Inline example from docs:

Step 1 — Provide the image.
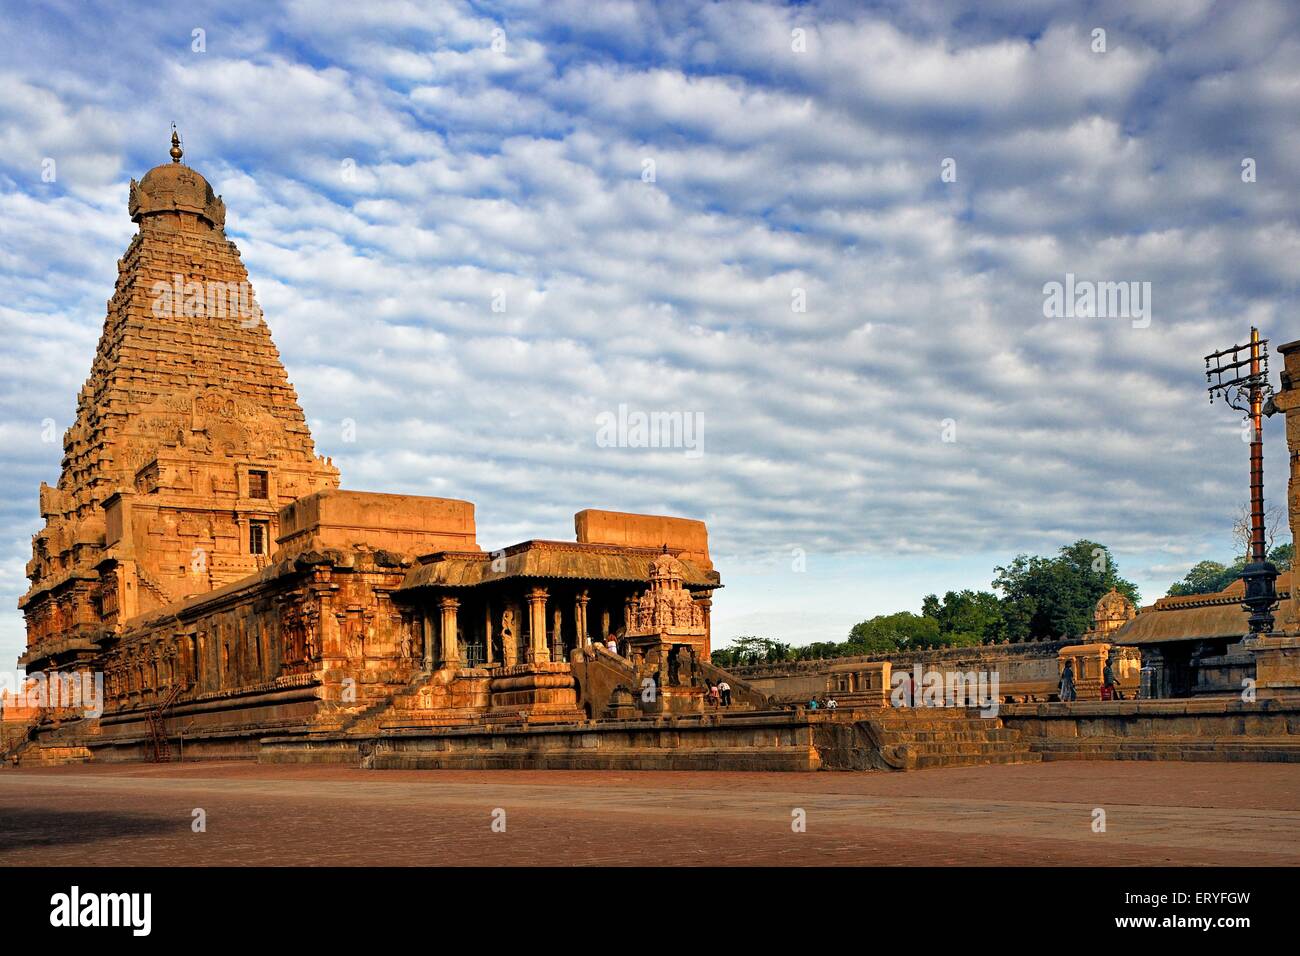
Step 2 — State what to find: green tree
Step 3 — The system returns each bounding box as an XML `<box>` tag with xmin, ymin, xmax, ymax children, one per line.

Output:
<box><xmin>794</xmin><ymin>641</ymin><xmax>845</xmax><ymax>661</ymax></box>
<box><xmin>711</xmin><ymin>635</ymin><xmax>790</xmax><ymax>667</ymax></box>
<box><xmin>846</xmin><ymin>612</ymin><xmax>940</xmax><ymax>652</ymax></box>
<box><xmin>1166</xmin><ymin>560</ymin><xmax>1238</xmax><ymax>597</ymax></box>
<box><xmin>993</xmin><ymin>539</ymin><xmax>1139</xmax><ymax>641</ymax></box>
<box><xmin>1166</xmin><ymin>543</ymin><xmax>1294</xmax><ymax>597</ymax></box>
<box><xmin>921</xmin><ymin>589</ymin><xmax>1006</xmax><ymax>645</ymax></box>
<box><xmin>1270</xmin><ymin>542</ymin><xmax>1293</xmax><ymax>571</ymax></box>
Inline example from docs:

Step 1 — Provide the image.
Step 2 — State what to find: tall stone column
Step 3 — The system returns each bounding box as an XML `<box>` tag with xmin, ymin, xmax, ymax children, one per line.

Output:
<box><xmin>526</xmin><ymin>587</ymin><xmax>549</xmax><ymax>664</ymax></box>
<box><xmin>1252</xmin><ymin>338</ymin><xmax>1300</xmax><ymax>696</ymax></box>
<box><xmin>1279</xmin><ymin>339</ymin><xmax>1300</xmax><ymax>633</ymax></box>
<box><xmin>696</xmin><ymin>595</ymin><xmax>713</xmax><ymax>657</ymax></box>
<box><xmin>422</xmin><ymin>611</ymin><xmax>435</xmax><ymax>671</ymax></box>
<box><xmin>438</xmin><ymin>596</ymin><xmax>460</xmax><ymax>668</ymax></box>
<box><xmin>575</xmin><ymin>590</ymin><xmax>590</xmax><ymax>647</ymax></box>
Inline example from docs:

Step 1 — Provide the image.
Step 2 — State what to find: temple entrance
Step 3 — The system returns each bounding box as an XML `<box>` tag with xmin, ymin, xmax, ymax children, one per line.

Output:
<box><xmin>1161</xmin><ymin>644</ymin><xmax>1195</xmax><ymax>698</ymax></box>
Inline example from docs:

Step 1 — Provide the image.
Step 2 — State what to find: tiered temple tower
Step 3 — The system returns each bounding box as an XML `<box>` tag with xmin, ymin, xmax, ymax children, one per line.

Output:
<box><xmin>19</xmin><ymin>131</ymin><xmax>339</xmax><ymax>676</ymax></box>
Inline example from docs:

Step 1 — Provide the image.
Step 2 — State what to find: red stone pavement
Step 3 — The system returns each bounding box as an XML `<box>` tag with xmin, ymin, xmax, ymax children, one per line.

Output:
<box><xmin>1</xmin><ymin>761</ymin><xmax>1298</xmax><ymax>866</ymax></box>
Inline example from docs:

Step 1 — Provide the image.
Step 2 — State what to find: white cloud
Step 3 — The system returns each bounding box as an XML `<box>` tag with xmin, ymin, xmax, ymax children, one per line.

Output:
<box><xmin>0</xmin><ymin>0</ymin><xmax>1296</xmax><ymax>667</ymax></box>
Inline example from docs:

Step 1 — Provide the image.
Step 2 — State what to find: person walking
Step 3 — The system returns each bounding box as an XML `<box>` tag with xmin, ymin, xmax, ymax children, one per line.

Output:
<box><xmin>903</xmin><ymin>672</ymin><xmax>916</xmax><ymax>708</ymax></box>
<box><xmin>1059</xmin><ymin>660</ymin><xmax>1077</xmax><ymax>702</ymax></box>
<box><xmin>718</xmin><ymin>679</ymin><xmax>731</xmax><ymax>707</ymax></box>
<box><xmin>708</xmin><ymin>681</ymin><xmax>721</xmax><ymax>708</ymax></box>
<box><xmin>1103</xmin><ymin>654</ymin><xmax>1124</xmax><ymax>701</ymax></box>
<box><xmin>605</xmin><ymin>633</ymin><xmax>618</xmax><ymax>654</ymax></box>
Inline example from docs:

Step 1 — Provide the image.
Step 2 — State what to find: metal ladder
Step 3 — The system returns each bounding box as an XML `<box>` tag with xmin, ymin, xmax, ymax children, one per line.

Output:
<box><xmin>146</xmin><ymin>683</ymin><xmax>186</xmax><ymax>762</ymax></box>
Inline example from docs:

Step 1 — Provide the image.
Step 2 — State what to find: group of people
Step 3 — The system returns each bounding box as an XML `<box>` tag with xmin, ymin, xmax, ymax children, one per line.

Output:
<box><xmin>1057</xmin><ymin>655</ymin><xmax>1126</xmax><ymax>702</ymax></box>
<box><xmin>706</xmin><ymin>679</ymin><xmax>732</xmax><ymax>707</ymax></box>
<box><xmin>806</xmin><ymin>696</ymin><xmax>837</xmax><ymax>710</ymax></box>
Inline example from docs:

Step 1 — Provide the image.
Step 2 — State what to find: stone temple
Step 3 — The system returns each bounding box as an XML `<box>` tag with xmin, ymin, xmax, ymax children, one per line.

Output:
<box><xmin>10</xmin><ymin>135</ymin><xmax>778</xmax><ymax>765</ymax></box>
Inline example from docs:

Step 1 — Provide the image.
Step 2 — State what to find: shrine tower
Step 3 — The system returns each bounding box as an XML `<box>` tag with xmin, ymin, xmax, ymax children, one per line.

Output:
<box><xmin>19</xmin><ymin>130</ymin><xmax>339</xmax><ymax>675</ymax></box>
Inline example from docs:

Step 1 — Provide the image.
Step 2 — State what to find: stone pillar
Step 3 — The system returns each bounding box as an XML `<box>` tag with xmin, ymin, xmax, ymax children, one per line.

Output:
<box><xmin>624</xmin><ymin>593</ymin><xmax>639</xmax><ymax>632</ymax></box>
<box><xmin>1276</xmin><ymin>339</ymin><xmax>1300</xmax><ymax>633</ymax></box>
<box><xmin>575</xmin><ymin>590</ymin><xmax>590</xmax><ymax>647</ymax></box>
<box><xmin>484</xmin><ymin>604</ymin><xmax>494</xmax><ymax>665</ymax></box>
<box><xmin>1251</xmin><ymin>338</ymin><xmax>1300</xmax><ymax>696</ymax></box>
<box><xmin>696</xmin><ymin>595</ymin><xmax>713</xmax><ymax>657</ymax></box>
<box><xmin>600</xmin><ymin>608</ymin><xmax>611</xmax><ymax>643</ymax></box>
<box><xmin>438</xmin><ymin>596</ymin><xmax>460</xmax><ymax>668</ymax></box>
<box><xmin>422</xmin><ymin>611</ymin><xmax>435</xmax><ymax>671</ymax></box>
<box><xmin>526</xmin><ymin>587</ymin><xmax>549</xmax><ymax>664</ymax></box>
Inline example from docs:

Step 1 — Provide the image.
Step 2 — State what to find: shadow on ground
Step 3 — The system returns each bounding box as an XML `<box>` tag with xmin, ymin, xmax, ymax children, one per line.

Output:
<box><xmin>0</xmin><ymin>808</ymin><xmax>181</xmax><ymax>854</ymax></box>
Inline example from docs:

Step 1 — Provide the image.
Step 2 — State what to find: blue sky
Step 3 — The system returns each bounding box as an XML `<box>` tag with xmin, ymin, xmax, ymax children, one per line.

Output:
<box><xmin>0</xmin><ymin>0</ymin><xmax>1297</xmax><ymax>668</ymax></box>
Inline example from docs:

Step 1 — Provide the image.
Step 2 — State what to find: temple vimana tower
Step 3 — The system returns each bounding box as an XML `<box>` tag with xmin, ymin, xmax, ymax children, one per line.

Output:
<box><xmin>12</xmin><ymin>133</ymin><xmax>731</xmax><ymax>762</ymax></box>
<box><xmin>21</xmin><ymin>132</ymin><xmax>340</xmax><ymax>673</ymax></box>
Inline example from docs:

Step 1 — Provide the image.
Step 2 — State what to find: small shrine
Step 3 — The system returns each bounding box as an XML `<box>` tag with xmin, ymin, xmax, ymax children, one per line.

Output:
<box><xmin>624</xmin><ymin>548</ymin><xmax>710</xmax><ymax>713</ymax></box>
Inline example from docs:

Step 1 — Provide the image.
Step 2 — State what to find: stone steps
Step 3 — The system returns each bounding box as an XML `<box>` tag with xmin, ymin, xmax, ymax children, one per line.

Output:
<box><xmin>902</xmin><ymin>740</ymin><xmax>1036</xmax><ymax>757</ymax></box>
<box><xmin>1030</xmin><ymin>736</ymin><xmax>1300</xmax><ymax>762</ymax></box>
<box><xmin>874</xmin><ymin>716</ymin><xmax>1008</xmax><ymax>729</ymax></box>
<box><xmin>865</xmin><ymin>708</ymin><xmax>1040</xmax><ymax>770</ymax></box>
<box><xmin>915</xmin><ymin>750</ymin><xmax>1040</xmax><ymax>769</ymax></box>
<box><xmin>879</xmin><ymin>728</ymin><xmax>1025</xmax><ymax>744</ymax></box>
<box><xmin>6</xmin><ymin>743</ymin><xmax>93</xmax><ymax>767</ymax></box>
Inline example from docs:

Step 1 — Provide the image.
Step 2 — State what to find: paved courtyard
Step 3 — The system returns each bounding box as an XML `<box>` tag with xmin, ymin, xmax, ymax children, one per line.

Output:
<box><xmin>1</xmin><ymin>761</ymin><xmax>1298</xmax><ymax>866</ymax></box>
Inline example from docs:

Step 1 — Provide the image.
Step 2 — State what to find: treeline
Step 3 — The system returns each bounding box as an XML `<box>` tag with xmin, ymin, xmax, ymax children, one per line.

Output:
<box><xmin>1165</xmin><ymin>543</ymin><xmax>1292</xmax><ymax>596</ymax></box>
<box><xmin>712</xmin><ymin>539</ymin><xmax>1139</xmax><ymax>667</ymax></box>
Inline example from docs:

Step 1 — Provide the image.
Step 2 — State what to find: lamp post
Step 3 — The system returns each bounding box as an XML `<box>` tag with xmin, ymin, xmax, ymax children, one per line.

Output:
<box><xmin>1206</xmin><ymin>327</ymin><xmax>1278</xmax><ymax>634</ymax></box>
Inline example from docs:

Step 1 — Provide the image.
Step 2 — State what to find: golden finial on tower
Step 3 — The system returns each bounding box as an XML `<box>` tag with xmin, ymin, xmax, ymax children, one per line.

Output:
<box><xmin>169</xmin><ymin>123</ymin><xmax>183</xmax><ymax>163</ymax></box>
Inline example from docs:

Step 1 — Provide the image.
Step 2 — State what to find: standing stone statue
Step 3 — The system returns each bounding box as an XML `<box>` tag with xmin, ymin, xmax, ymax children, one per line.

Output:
<box><xmin>667</xmin><ymin>646</ymin><xmax>681</xmax><ymax>687</ymax></box>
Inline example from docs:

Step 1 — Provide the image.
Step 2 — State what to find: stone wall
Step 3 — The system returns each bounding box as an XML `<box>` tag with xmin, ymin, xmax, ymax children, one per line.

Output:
<box><xmin>1002</xmin><ymin>697</ymin><xmax>1300</xmax><ymax>761</ymax></box>
<box><xmin>88</xmin><ymin>547</ymin><xmax>424</xmax><ymax>754</ymax></box>
<box><xmin>264</xmin><ymin>712</ymin><xmax>827</xmax><ymax>771</ymax></box>
<box><xmin>734</xmin><ymin>639</ymin><xmax>1069</xmax><ymax>703</ymax></box>
<box><xmin>276</xmin><ymin>489</ymin><xmax>479</xmax><ymax>558</ymax></box>
<box><xmin>575</xmin><ymin>509</ymin><xmax>712</xmax><ymax>569</ymax></box>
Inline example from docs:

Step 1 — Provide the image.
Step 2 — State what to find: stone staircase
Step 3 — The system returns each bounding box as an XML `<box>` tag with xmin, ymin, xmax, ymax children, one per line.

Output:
<box><xmin>2</xmin><ymin>716</ymin><xmax>94</xmax><ymax>768</ymax></box>
<box><xmin>697</xmin><ymin>659</ymin><xmax>770</xmax><ymax>710</ymax></box>
<box><xmin>135</xmin><ymin>567</ymin><xmax>173</xmax><ymax>606</ymax></box>
<box><xmin>312</xmin><ymin>671</ymin><xmax>430</xmax><ymax>735</ymax></box>
<box><xmin>863</xmin><ymin>707</ymin><xmax>1041</xmax><ymax>770</ymax></box>
<box><xmin>1028</xmin><ymin>736</ymin><xmax>1300</xmax><ymax>763</ymax></box>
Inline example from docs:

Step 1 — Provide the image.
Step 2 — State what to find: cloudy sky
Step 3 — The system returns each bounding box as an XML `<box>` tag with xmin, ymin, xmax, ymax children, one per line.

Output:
<box><xmin>1</xmin><ymin>0</ymin><xmax>1297</xmax><ymax>668</ymax></box>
